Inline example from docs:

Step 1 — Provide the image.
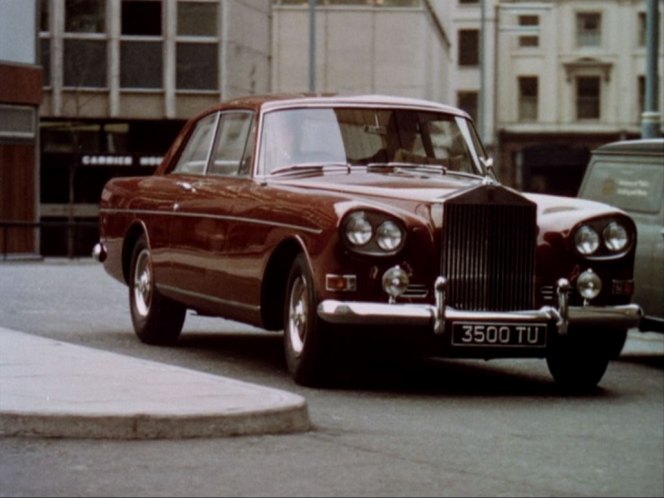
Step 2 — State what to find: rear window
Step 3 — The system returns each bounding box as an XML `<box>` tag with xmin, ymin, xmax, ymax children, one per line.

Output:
<box><xmin>580</xmin><ymin>158</ymin><xmax>663</xmax><ymax>214</ymax></box>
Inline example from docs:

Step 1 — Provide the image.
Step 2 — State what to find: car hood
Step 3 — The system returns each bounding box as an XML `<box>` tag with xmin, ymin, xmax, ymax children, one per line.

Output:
<box><xmin>270</xmin><ymin>170</ymin><xmax>625</xmax><ymax>222</ymax></box>
<box><xmin>271</xmin><ymin>170</ymin><xmax>482</xmax><ymax>203</ymax></box>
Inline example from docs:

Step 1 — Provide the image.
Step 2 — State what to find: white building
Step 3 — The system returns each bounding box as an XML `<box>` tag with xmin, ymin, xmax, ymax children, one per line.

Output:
<box><xmin>272</xmin><ymin>0</ymin><xmax>453</xmax><ymax>104</ymax></box>
<box><xmin>493</xmin><ymin>0</ymin><xmax>664</xmax><ymax>193</ymax></box>
<box><xmin>274</xmin><ymin>0</ymin><xmax>662</xmax><ymax>194</ymax></box>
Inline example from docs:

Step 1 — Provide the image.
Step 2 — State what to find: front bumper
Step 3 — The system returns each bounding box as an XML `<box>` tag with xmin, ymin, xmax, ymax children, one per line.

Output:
<box><xmin>317</xmin><ymin>277</ymin><xmax>643</xmax><ymax>335</ymax></box>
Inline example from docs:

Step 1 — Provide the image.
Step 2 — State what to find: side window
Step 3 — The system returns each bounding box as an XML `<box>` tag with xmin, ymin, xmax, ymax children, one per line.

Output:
<box><xmin>580</xmin><ymin>159</ymin><xmax>663</xmax><ymax>214</ymax></box>
<box><xmin>208</xmin><ymin>112</ymin><xmax>254</xmax><ymax>176</ymax></box>
<box><xmin>172</xmin><ymin>112</ymin><xmax>218</xmax><ymax>174</ymax></box>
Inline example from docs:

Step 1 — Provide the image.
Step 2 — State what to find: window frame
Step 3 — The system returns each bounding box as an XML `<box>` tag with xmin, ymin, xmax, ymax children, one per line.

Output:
<box><xmin>458</xmin><ymin>29</ymin><xmax>480</xmax><ymax>67</ymax></box>
<box><xmin>576</xmin><ymin>12</ymin><xmax>602</xmax><ymax>48</ymax></box>
<box><xmin>576</xmin><ymin>75</ymin><xmax>601</xmax><ymax>120</ymax></box>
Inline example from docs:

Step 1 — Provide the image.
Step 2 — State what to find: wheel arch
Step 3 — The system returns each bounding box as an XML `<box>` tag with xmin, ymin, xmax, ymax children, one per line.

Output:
<box><xmin>260</xmin><ymin>236</ymin><xmax>309</xmax><ymax>331</ymax></box>
<box><xmin>121</xmin><ymin>221</ymin><xmax>149</xmax><ymax>284</ymax></box>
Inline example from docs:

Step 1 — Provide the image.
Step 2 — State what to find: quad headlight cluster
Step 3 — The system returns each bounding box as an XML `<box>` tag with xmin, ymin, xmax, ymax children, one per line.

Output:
<box><xmin>573</xmin><ymin>219</ymin><xmax>633</xmax><ymax>257</ymax></box>
<box><xmin>342</xmin><ymin>210</ymin><xmax>405</xmax><ymax>255</ymax></box>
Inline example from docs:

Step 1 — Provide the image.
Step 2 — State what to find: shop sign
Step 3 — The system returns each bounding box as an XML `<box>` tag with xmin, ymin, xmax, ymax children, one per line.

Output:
<box><xmin>80</xmin><ymin>155</ymin><xmax>163</xmax><ymax>167</ymax></box>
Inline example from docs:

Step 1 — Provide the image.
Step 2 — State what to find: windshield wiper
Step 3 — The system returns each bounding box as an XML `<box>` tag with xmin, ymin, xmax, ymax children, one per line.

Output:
<box><xmin>270</xmin><ymin>162</ymin><xmax>351</xmax><ymax>176</ymax></box>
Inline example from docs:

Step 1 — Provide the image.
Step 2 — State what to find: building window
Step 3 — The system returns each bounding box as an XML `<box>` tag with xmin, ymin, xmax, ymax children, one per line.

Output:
<box><xmin>122</xmin><ymin>0</ymin><xmax>162</xmax><ymax>36</ymax></box>
<box><xmin>40</xmin><ymin>39</ymin><xmax>51</xmax><ymax>87</ymax></box>
<box><xmin>176</xmin><ymin>43</ymin><xmax>218</xmax><ymax>90</ymax></box>
<box><xmin>120</xmin><ymin>42</ymin><xmax>163</xmax><ymax>88</ymax></box>
<box><xmin>64</xmin><ymin>39</ymin><xmax>107</xmax><ymax>88</ymax></box>
<box><xmin>576</xmin><ymin>12</ymin><xmax>601</xmax><ymax>47</ymax></box>
<box><xmin>457</xmin><ymin>91</ymin><xmax>478</xmax><ymax>123</ymax></box>
<box><xmin>576</xmin><ymin>76</ymin><xmax>600</xmax><ymax>120</ymax></box>
<box><xmin>518</xmin><ymin>77</ymin><xmax>538</xmax><ymax>121</ymax></box>
<box><xmin>638</xmin><ymin>75</ymin><xmax>645</xmax><ymax>117</ymax></box>
<box><xmin>65</xmin><ymin>0</ymin><xmax>106</xmax><ymax>33</ymax></box>
<box><xmin>40</xmin><ymin>0</ymin><xmax>50</xmax><ymax>32</ymax></box>
<box><xmin>120</xmin><ymin>0</ymin><xmax>163</xmax><ymax>89</ymax></box>
<box><xmin>458</xmin><ymin>29</ymin><xmax>479</xmax><ymax>67</ymax></box>
<box><xmin>638</xmin><ymin>12</ymin><xmax>646</xmax><ymax>47</ymax></box>
<box><xmin>518</xmin><ymin>15</ymin><xmax>539</xmax><ymax>47</ymax></box>
<box><xmin>0</xmin><ymin>105</ymin><xmax>36</xmax><ymax>140</ymax></box>
<box><xmin>458</xmin><ymin>0</ymin><xmax>479</xmax><ymax>4</ymax></box>
<box><xmin>176</xmin><ymin>1</ymin><xmax>219</xmax><ymax>91</ymax></box>
<box><xmin>177</xmin><ymin>2</ymin><xmax>217</xmax><ymax>36</ymax></box>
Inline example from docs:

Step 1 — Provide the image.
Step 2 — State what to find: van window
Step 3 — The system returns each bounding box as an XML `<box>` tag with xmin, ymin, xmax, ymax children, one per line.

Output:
<box><xmin>580</xmin><ymin>159</ymin><xmax>662</xmax><ymax>214</ymax></box>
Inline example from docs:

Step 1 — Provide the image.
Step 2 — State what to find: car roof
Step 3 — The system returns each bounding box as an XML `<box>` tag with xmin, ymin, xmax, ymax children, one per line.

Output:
<box><xmin>219</xmin><ymin>93</ymin><xmax>470</xmax><ymax>118</ymax></box>
<box><xmin>593</xmin><ymin>138</ymin><xmax>664</xmax><ymax>157</ymax></box>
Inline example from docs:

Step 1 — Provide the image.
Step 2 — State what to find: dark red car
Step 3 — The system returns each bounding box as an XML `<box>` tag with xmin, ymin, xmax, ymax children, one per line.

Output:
<box><xmin>94</xmin><ymin>94</ymin><xmax>642</xmax><ymax>389</ymax></box>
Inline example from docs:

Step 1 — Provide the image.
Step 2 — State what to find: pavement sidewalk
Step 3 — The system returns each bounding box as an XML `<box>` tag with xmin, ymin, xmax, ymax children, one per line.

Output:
<box><xmin>0</xmin><ymin>327</ymin><xmax>310</xmax><ymax>439</ymax></box>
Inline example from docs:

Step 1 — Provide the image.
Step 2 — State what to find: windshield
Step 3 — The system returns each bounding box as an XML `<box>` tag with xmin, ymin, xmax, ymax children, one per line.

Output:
<box><xmin>258</xmin><ymin>107</ymin><xmax>485</xmax><ymax>176</ymax></box>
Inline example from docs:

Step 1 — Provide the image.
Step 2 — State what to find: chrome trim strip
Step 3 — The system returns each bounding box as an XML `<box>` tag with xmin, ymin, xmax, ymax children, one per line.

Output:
<box><xmin>157</xmin><ymin>284</ymin><xmax>260</xmax><ymax>312</ymax></box>
<box><xmin>317</xmin><ymin>300</ymin><xmax>643</xmax><ymax>335</ymax></box>
<box><xmin>99</xmin><ymin>207</ymin><xmax>323</xmax><ymax>234</ymax></box>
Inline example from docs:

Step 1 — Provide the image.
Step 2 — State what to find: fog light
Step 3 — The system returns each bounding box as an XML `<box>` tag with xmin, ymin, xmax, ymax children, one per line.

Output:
<box><xmin>382</xmin><ymin>265</ymin><xmax>410</xmax><ymax>303</ymax></box>
<box><xmin>576</xmin><ymin>269</ymin><xmax>601</xmax><ymax>302</ymax></box>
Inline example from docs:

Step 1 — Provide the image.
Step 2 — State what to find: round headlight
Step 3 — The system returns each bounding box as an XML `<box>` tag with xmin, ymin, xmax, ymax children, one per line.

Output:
<box><xmin>376</xmin><ymin>220</ymin><xmax>403</xmax><ymax>251</ymax></box>
<box><xmin>344</xmin><ymin>212</ymin><xmax>372</xmax><ymax>246</ymax></box>
<box><xmin>603</xmin><ymin>222</ymin><xmax>629</xmax><ymax>252</ymax></box>
<box><xmin>576</xmin><ymin>269</ymin><xmax>602</xmax><ymax>301</ymax></box>
<box><xmin>575</xmin><ymin>225</ymin><xmax>600</xmax><ymax>255</ymax></box>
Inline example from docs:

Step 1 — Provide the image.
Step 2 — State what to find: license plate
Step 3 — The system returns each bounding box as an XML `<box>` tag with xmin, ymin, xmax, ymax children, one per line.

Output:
<box><xmin>452</xmin><ymin>322</ymin><xmax>547</xmax><ymax>347</ymax></box>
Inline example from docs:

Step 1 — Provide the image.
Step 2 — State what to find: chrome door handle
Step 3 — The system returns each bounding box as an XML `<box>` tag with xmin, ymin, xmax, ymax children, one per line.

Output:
<box><xmin>176</xmin><ymin>181</ymin><xmax>196</xmax><ymax>192</ymax></box>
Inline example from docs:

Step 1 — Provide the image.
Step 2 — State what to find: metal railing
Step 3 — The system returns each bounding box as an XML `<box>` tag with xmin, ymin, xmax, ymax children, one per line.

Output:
<box><xmin>0</xmin><ymin>220</ymin><xmax>100</xmax><ymax>260</ymax></box>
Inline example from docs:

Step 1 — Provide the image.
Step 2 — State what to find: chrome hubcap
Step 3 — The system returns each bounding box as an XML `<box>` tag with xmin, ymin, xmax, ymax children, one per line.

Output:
<box><xmin>287</xmin><ymin>276</ymin><xmax>307</xmax><ymax>356</ymax></box>
<box><xmin>133</xmin><ymin>249</ymin><xmax>152</xmax><ymax>318</ymax></box>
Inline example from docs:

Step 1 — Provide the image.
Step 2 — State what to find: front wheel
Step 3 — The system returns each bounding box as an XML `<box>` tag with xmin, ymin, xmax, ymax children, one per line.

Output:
<box><xmin>546</xmin><ymin>328</ymin><xmax>613</xmax><ymax>392</ymax></box>
<box><xmin>283</xmin><ymin>254</ymin><xmax>333</xmax><ymax>386</ymax></box>
<box><xmin>129</xmin><ymin>234</ymin><xmax>186</xmax><ymax>344</ymax></box>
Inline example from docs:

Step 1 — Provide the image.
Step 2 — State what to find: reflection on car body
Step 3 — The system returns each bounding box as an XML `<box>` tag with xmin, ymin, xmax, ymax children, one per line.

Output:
<box><xmin>578</xmin><ymin>138</ymin><xmax>664</xmax><ymax>336</ymax></box>
<box><xmin>94</xmin><ymin>94</ymin><xmax>642</xmax><ymax>390</ymax></box>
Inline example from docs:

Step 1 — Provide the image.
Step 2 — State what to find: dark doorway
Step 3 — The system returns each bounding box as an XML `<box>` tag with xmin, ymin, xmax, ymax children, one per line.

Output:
<box><xmin>522</xmin><ymin>144</ymin><xmax>590</xmax><ymax>197</ymax></box>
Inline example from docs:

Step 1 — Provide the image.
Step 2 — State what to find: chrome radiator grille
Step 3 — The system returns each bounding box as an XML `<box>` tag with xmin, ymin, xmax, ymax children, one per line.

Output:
<box><xmin>441</xmin><ymin>192</ymin><xmax>537</xmax><ymax>312</ymax></box>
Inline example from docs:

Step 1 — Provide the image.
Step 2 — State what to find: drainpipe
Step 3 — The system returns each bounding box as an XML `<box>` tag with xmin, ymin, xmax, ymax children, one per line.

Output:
<box><xmin>641</xmin><ymin>0</ymin><xmax>661</xmax><ymax>138</ymax></box>
<box><xmin>309</xmin><ymin>0</ymin><xmax>316</xmax><ymax>93</ymax></box>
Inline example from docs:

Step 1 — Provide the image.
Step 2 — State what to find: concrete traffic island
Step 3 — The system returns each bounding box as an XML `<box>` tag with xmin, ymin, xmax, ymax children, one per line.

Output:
<box><xmin>0</xmin><ymin>328</ymin><xmax>311</xmax><ymax>439</ymax></box>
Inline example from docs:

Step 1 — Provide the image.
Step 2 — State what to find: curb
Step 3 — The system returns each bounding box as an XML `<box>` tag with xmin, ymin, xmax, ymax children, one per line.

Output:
<box><xmin>0</xmin><ymin>328</ymin><xmax>311</xmax><ymax>439</ymax></box>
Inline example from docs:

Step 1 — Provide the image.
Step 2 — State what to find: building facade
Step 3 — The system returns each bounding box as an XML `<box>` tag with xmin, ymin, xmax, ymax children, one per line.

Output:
<box><xmin>1</xmin><ymin>0</ymin><xmax>661</xmax><ymax>257</ymax></box>
<box><xmin>272</xmin><ymin>0</ymin><xmax>453</xmax><ymax>104</ymax></box>
<box><xmin>493</xmin><ymin>0</ymin><xmax>664</xmax><ymax>194</ymax></box>
<box><xmin>38</xmin><ymin>0</ymin><xmax>271</xmax><ymax>255</ymax></box>
<box><xmin>0</xmin><ymin>0</ymin><xmax>43</xmax><ymax>259</ymax></box>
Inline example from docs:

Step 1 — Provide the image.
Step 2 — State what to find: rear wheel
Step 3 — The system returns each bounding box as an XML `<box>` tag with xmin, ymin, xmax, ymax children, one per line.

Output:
<box><xmin>283</xmin><ymin>254</ymin><xmax>333</xmax><ymax>386</ymax></box>
<box><xmin>129</xmin><ymin>234</ymin><xmax>186</xmax><ymax>344</ymax></box>
<box><xmin>546</xmin><ymin>328</ymin><xmax>614</xmax><ymax>392</ymax></box>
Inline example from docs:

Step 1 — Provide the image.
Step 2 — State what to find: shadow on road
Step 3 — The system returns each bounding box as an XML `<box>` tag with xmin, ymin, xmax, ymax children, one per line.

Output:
<box><xmin>170</xmin><ymin>329</ymin><xmax>622</xmax><ymax>399</ymax></box>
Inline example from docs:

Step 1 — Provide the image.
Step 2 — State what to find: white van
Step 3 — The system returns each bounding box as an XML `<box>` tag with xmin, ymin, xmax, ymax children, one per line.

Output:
<box><xmin>578</xmin><ymin>139</ymin><xmax>664</xmax><ymax>333</ymax></box>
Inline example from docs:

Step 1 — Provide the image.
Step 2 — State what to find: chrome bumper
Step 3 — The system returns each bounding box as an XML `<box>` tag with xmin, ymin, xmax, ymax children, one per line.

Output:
<box><xmin>317</xmin><ymin>277</ymin><xmax>643</xmax><ymax>335</ymax></box>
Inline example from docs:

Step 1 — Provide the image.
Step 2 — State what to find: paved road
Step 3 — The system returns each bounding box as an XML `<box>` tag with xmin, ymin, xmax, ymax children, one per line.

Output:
<box><xmin>1</xmin><ymin>260</ymin><xmax>663</xmax><ymax>497</ymax></box>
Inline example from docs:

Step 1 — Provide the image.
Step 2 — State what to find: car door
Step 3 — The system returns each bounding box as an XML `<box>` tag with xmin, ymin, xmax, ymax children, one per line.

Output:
<box><xmin>165</xmin><ymin>111</ymin><xmax>220</xmax><ymax>301</ymax></box>
<box><xmin>169</xmin><ymin>111</ymin><xmax>256</xmax><ymax>316</ymax></box>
